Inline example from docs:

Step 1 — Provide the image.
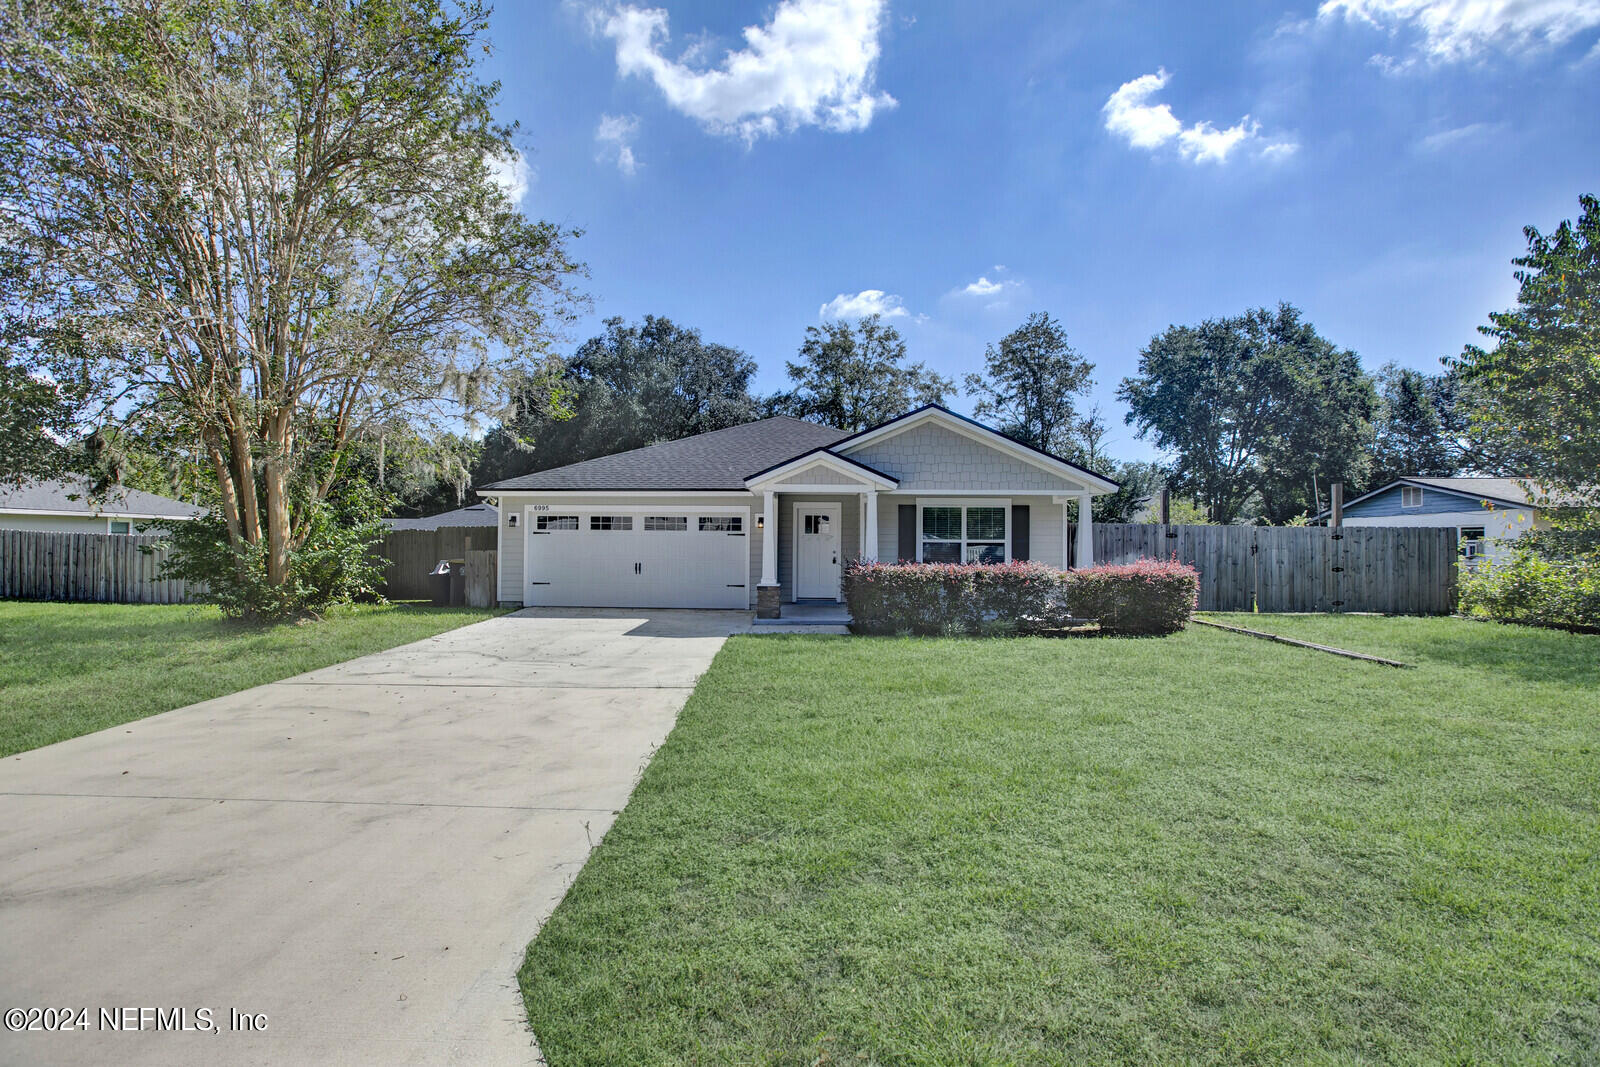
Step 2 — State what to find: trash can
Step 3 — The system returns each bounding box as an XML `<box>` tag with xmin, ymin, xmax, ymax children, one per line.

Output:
<box><xmin>447</xmin><ymin>559</ymin><xmax>466</xmax><ymax>606</ymax></box>
<box><xmin>429</xmin><ymin>559</ymin><xmax>453</xmax><ymax>606</ymax></box>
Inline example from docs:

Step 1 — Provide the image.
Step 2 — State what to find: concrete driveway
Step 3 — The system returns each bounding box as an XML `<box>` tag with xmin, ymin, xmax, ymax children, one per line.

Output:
<box><xmin>0</xmin><ymin>608</ymin><xmax>743</xmax><ymax>1067</ymax></box>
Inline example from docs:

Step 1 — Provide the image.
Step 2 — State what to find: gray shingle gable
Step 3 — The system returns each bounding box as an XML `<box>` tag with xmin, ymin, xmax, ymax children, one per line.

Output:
<box><xmin>478</xmin><ymin>416</ymin><xmax>849</xmax><ymax>492</ymax></box>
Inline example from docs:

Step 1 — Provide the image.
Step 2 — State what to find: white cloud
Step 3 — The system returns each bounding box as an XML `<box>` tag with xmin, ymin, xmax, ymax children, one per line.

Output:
<box><xmin>818</xmin><ymin>289</ymin><xmax>908</xmax><ymax>319</ymax></box>
<box><xmin>487</xmin><ymin>148</ymin><xmax>532</xmax><ymax>204</ymax></box>
<box><xmin>1102</xmin><ymin>69</ymin><xmax>1296</xmax><ymax>164</ymax></box>
<box><xmin>1416</xmin><ymin>120</ymin><xmax>1503</xmax><ymax>150</ymax></box>
<box><xmin>962</xmin><ymin>276</ymin><xmax>1007</xmax><ymax>297</ymax></box>
<box><xmin>599</xmin><ymin>0</ymin><xmax>897</xmax><ymax>142</ymax></box>
<box><xmin>1318</xmin><ymin>0</ymin><xmax>1600</xmax><ymax>62</ymax></box>
<box><xmin>595</xmin><ymin>113</ymin><xmax>641</xmax><ymax>175</ymax></box>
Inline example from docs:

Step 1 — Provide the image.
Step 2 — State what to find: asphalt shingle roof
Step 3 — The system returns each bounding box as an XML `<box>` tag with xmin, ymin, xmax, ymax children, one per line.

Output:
<box><xmin>386</xmin><ymin>503</ymin><xmax>499</xmax><ymax>531</ymax></box>
<box><xmin>478</xmin><ymin>417</ymin><xmax>849</xmax><ymax>491</ymax></box>
<box><xmin>0</xmin><ymin>477</ymin><xmax>204</xmax><ymax>519</ymax></box>
<box><xmin>1403</xmin><ymin>477</ymin><xmax>1551</xmax><ymax>506</ymax></box>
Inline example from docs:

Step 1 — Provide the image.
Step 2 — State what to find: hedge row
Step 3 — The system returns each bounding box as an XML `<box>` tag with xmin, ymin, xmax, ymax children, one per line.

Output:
<box><xmin>842</xmin><ymin>558</ymin><xmax>1198</xmax><ymax>636</ymax></box>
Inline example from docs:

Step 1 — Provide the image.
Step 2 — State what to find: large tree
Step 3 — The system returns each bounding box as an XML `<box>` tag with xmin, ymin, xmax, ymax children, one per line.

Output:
<box><xmin>1453</xmin><ymin>195</ymin><xmax>1600</xmax><ymax>504</ymax></box>
<box><xmin>475</xmin><ymin>315</ymin><xmax>759</xmax><ymax>484</ymax></box>
<box><xmin>1119</xmin><ymin>304</ymin><xmax>1375</xmax><ymax>524</ymax></box>
<box><xmin>0</xmin><ymin>253</ymin><xmax>92</xmax><ymax>487</ymax></box>
<box><xmin>1365</xmin><ymin>363</ymin><xmax>1461</xmax><ymax>489</ymax></box>
<box><xmin>768</xmin><ymin>315</ymin><xmax>952</xmax><ymax>431</ymax></box>
<box><xmin>1</xmin><ymin>0</ymin><xmax>581</xmax><ymax>593</ymax></box>
<box><xmin>963</xmin><ymin>312</ymin><xmax>1093</xmax><ymax>455</ymax></box>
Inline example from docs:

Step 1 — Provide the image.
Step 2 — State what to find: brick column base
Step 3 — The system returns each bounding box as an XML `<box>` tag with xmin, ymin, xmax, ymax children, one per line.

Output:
<box><xmin>756</xmin><ymin>585</ymin><xmax>781</xmax><ymax>619</ymax></box>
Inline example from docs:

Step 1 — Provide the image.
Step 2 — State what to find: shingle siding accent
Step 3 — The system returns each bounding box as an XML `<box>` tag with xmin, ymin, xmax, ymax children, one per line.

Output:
<box><xmin>844</xmin><ymin>423</ymin><xmax>1083</xmax><ymax>492</ymax></box>
<box><xmin>773</xmin><ymin>465</ymin><xmax>865</xmax><ymax>487</ymax></box>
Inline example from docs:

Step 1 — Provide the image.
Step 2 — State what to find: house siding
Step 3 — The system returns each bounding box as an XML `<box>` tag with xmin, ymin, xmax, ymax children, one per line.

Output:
<box><xmin>843</xmin><ymin>422</ymin><xmax>1084</xmax><ymax>492</ymax></box>
<box><xmin>1345</xmin><ymin>484</ymin><xmax>1519</xmax><ymax>519</ymax></box>
<box><xmin>773</xmin><ymin>465</ymin><xmax>864</xmax><ymax>487</ymax></box>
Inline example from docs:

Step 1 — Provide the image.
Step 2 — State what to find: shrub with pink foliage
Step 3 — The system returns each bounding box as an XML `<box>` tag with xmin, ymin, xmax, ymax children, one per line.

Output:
<box><xmin>843</xmin><ymin>559</ymin><xmax>1072</xmax><ymax>635</ymax></box>
<box><xmin>841</xmin><ymin>557</ymin><xmax>1197</xmax><ymax>636</ymax></box>
<box><xmin>1065</xmin><ymin>558</ymin><xmax>1199</xmax><ymax>635</ymax></box>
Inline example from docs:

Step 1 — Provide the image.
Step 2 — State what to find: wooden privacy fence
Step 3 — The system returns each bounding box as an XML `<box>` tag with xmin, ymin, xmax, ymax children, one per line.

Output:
<box><xmin>377</xmin><ymin>528</ymin><xmax>497</xmax><ymax>607</ymax></box>
<box><xmin>1088</xmin><ymin>523</ymin><xmax>1459</xmax><ymax>614</ymax></box>
<box><xmin>0</xmin><ymin>531</ymin><xmax>197</xmax><ymax>604</ymax></box>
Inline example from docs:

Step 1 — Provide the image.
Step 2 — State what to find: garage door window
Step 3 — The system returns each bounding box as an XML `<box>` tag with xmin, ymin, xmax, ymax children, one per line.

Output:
<box><xmin>590</xmin><ymin>515</ymin><xmax>633</xmax><ymax>531</ymax></box>
<box><xmin>699</xmin><ymin>516</ymin><xmax>742</xmax><ymax>533</ymax></box>
<box><xmin>644</xmin><ymin>515</ymin><xmax>688</xmax><ymax>532</ymax></box>
<box><xmin>536</xmin><ymin>515</ymin><xmax>578</xmax><ymax>531</ymax></box>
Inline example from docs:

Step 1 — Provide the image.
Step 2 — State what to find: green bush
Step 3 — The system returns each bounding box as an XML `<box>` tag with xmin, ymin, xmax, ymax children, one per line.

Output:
<box><xmin>160</xmin><ymin>484</ymin><xmax>388</xmax><ymax>621</ymax></box>
<box><xmin>1459</xmin><ymin>550</ymin><xmax>1600</xmax><ymax>632</ymax></box>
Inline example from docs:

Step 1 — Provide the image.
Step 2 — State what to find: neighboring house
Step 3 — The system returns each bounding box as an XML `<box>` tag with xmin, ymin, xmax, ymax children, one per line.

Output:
<box><xmin>0</xmin><ymin>477</ymin><xmax>203</xmax><ymax>534</ymax></box>
<box><xmin>476</xmin><ymin>404</ymin><xmax>1119</xmax><ymax>613</ymax></box>
<box><xmin>1320</xmin><ymin>476</ymin><xmax>1552</xmax><ymax>565</ymax></box>
<box><xmin>385</xmin><ymin>502</ymin><xmax>499</xmax><ymax>532</ymax></box>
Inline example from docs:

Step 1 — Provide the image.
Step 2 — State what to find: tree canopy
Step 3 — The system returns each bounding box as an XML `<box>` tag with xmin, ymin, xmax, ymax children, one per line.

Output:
<box><xmin>768</xmin><ymin>316</ymin><xmax>952</xmax><ymax>432</ymax></box>
<box><xmin>474</xmin><ymin>315</ymin><xmax>759</xmax><ymax>484</ymax></box>
<box><xmin>964</xmin><ymin>312</ymin><xmax>1094</xmax><ymax>456</ymax></box>
<box><xmin>1</xmin><ymin>0</ymin><xmax>581</xmax><ymax>607</ymax></box>
<box><xmin>1453</xmin><ymin>194</ymin><xmax>1600</xmax><ymax>504</ymax></box>
<box><xmin>1119</xmin><ymin>304</ymin><xmax>1375</xmax><ymax>524</ymax></box>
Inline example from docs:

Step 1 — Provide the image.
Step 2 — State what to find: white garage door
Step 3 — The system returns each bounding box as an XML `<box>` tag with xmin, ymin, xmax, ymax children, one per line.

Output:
<box><xmin>524</xmin><ymin>508</ymin><xmax>750</xmax><ymax>609</ymax></box>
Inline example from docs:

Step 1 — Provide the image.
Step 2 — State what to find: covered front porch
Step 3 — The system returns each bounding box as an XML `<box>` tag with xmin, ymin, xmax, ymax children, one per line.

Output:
<box><xmin>746</xmin><ymin>462</ymin><xmax>1099</xmax><ymax>620</ymax></box>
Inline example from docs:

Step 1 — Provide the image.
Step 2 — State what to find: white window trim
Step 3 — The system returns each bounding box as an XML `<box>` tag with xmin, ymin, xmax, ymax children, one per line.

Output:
<box><xmin>915</xmin><ymin>498</ymin><xmax>1011</xmax><ymax>564</ymax></box>
<box><xmin>1401</xmin><ymin>486</ymin><xmax>1424</xmax><ymax>509</ymax></box>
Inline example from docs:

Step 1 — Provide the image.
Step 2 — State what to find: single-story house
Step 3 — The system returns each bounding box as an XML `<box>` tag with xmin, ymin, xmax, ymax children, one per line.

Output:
<box><xmin>1320</xmin><ymin>476</ymin><xmax>1552</xmax><ymax>564</ymax></box>
<box><xmin>385</xmin><ymin>502</ymin><xmax>499</xmax><ymax>532</ymax></box>
<box><xmin>476</xmin><ymin>404</ymin><xmax>1119</xmax><ymax>614</ymax></box>
<box><xmin>0</xmin><ymin>476</ymin><xmax>203</xmax><ymax>534</ymax></box>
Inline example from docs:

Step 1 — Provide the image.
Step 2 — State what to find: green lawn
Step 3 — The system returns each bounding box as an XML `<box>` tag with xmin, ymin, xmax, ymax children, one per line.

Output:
<box><xmin>0</xmin><ymin>600</ymin><xmax>501</xmax><ymax>757</ymax></box>
<box><xmin>520</xmin><ymin>615</ymin><xmax>1600</xmax><ymax>1065</ymax></box>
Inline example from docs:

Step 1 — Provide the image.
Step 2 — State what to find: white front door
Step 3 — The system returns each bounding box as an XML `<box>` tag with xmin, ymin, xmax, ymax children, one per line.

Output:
<box><xmin>794</xmin><ymin>503</ymin><xmax>841</xmax><ymax>600</ymax></box>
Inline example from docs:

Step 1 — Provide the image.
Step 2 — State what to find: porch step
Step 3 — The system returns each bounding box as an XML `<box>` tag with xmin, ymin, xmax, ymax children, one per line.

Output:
<box><xmin>752</xmin><ymin>616</ymin><xmax>852</xmax><ymax>628</ymax></box>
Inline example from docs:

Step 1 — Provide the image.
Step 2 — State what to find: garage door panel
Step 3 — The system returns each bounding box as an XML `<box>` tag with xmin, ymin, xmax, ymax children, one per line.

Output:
<box><xmin>525</xmin><ymin>510</ymin><xmax>747</xmax><ymax>609</ymax></box>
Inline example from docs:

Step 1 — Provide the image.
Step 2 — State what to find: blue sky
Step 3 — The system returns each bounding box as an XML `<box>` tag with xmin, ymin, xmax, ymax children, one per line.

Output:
<box><xmin>481</xmin><ymin>0</ymin><xmax>1600</xmax><ymax>461</ymax></box>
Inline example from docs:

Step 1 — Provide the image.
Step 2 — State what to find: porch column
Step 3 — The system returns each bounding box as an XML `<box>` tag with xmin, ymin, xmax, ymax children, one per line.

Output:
<box><xmin>1075</xmin><ymin>493</ymin><xmax>1094</xmax><ymax>569</ymax></box>
<box><xmin>862</xmin><ymin>489</ymin><xmax>879</xmax><ymax>562</ymax></box>
<box><xmin>760</xmin><ymin>490</ymin><xmax>778</xmax><ymax>586</ymax></box>
<box><xmin>757</xmin><ymin>490</ymin><xmax>780</xmax><ymax>618</ymax></box>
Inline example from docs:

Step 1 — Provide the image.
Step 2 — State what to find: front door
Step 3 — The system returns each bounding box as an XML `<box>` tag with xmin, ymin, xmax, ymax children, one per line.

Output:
<box><xmin>794</xmin><ymin>503</ymin><xmax>841</xmax><ymax>600</ymax></box>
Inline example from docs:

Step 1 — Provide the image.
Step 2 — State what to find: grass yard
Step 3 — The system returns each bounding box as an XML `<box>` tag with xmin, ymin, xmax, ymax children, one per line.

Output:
<box><xmin>521</xmin><ymin>615</ymin><xmax>1600</xmax><ymax>1065</ymax></box>
<box><xmin>0</xmin><ymin>600</ymin><xmax>501</xmax><ymax>757</ymax></box>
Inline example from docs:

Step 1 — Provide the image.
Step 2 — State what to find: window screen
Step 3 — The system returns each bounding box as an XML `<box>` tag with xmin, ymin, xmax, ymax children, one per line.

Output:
<box><xmin>1401</xmin><ymin>486</ymin><xmax>1423</xmax><ymax>508</ymax></box>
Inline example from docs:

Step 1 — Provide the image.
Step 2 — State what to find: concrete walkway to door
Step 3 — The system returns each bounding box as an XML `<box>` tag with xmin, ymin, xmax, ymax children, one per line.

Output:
<box><xmin>0</xmin><ymin>608</ymin><xmax>744</xmax><ymax>1067</ymax></box>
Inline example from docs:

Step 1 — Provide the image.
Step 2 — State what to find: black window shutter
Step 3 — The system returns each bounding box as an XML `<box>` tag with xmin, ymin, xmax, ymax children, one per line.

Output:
<box><xmin>898</xmin><ymin>504</ymin><xmax>916</xmax><ymax>561</ymax></box>
<box><xmin>1011</xmin><ymin>505</ymin><xmax>1030</xmax><ymax>561</ymax></box>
